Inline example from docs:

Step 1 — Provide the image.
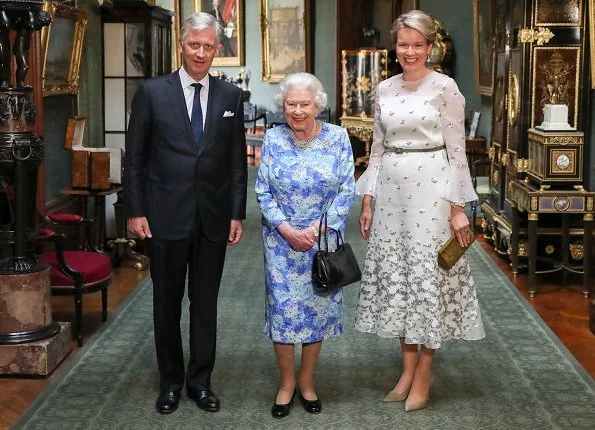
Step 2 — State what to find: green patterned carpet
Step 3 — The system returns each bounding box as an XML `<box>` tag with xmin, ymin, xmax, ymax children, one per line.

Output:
<box><xmin>15</xmin><ymin>169</ymin><xmax>595</xmax><ymax>429</ymax></box>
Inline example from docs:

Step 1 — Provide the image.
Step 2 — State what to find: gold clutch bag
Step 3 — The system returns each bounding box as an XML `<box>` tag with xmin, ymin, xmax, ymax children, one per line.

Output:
<box><xmin>437</xmin><ymin>230</ymin><xmax>475</xmax><ymax>270</ymax></box>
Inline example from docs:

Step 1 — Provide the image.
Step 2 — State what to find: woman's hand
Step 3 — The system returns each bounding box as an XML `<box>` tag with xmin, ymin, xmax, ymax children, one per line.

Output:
<box><xmin>450</xmin><ymin>206</ymin><xmax>471</xmax><ymax>247</ymax></box>
<box><xmin>277</xmin><ymin>222</ymin><xmax>316</xmax><ymax>252</ymax></box>
<box><xmin>359</xmin><ymin>195</ymin><xmax>374</xmax><ymax>240</ymax></box>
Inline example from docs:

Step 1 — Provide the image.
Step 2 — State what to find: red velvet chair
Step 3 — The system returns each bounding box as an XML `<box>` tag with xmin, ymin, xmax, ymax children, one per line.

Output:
<box><xmin>39</xmin><ymin>213</ymin><xmax>112</xmax><ymax>346</ymax></box>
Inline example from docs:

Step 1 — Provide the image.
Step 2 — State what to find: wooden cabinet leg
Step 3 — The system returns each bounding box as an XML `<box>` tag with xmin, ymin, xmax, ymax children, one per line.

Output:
<box><xmin>511</xmin><ymin>204</ymin><xmax>520</xmax><ymax>277</ymax></box>
<box><xmin>528</xmin><ymin>213</ymin><xmax>538</xmax><ymax>297</ymax></box>
<box><xmin>583</xmin><ymin>215</ymin><xmax>592</xmax><ymax>299</ymax></box>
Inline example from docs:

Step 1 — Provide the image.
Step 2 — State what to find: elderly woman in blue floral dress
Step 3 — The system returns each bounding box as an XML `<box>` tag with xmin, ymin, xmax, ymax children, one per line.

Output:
<box><xmin>255</xmin><ymin>72</ymin><xmax>355</xmax><ymax>419</ymax></box>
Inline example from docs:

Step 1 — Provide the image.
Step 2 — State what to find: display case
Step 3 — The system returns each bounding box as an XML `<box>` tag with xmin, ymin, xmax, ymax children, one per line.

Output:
<box><xmin>101</xmin><ymin>3</ymin><xmax>174</xmax><ymax>150</ymax></box>
<box><xmin>339</xmin><ymin>49</ymin><xmax>387</xmax><ymax>165</ymax></box>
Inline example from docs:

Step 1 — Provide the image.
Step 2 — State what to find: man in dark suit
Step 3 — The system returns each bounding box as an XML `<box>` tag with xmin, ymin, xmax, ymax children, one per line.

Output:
<box><xmin>124</xmin><ymin>12</ymin><xmax>247</xmax><ymax>415</ymax></box>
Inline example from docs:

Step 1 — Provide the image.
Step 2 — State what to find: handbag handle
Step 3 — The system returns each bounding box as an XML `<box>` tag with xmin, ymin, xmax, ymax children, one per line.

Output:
<box><xmin>317</xmin><ymin>213</ymin><xmax>343</xmax><ymax>251</ymax></box>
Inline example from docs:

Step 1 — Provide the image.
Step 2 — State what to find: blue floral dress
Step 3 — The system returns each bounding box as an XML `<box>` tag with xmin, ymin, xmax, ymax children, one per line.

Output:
<box><xmin>255</xmin><ymin>122</ymin><xmax>356</xmax><ymax>344</ymax></box>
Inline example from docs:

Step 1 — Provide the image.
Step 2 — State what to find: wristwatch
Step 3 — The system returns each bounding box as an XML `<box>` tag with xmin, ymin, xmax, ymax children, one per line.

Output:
<box><xmin>450</xmin><ymin>201</ymin><xmax>466</xmax><ymax>210</ymax></box>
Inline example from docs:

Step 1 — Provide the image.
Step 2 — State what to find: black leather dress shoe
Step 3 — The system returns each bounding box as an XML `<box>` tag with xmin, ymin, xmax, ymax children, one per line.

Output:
<box><xmin>299</xmin><ymin>392</ymin><xmax>322</xmax><ymax>414</ymax></box>
<box><xmin>155</xmin><ymin>391</ymin><xmax>180</xmax><ymax>414</ymax></box>
<box><xmin>271</xmin><ymin>390</ymin><xmax>296</xmax><ymax>419</ymax></box>
<box><xmin>188</xmin><ymin>388</ymin><xmax>220</xmax><ymax>412</ymax></box>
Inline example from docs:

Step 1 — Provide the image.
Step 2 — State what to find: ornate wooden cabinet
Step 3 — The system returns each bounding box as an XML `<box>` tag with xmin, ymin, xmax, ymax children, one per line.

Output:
<box><xmin>482</xmin><ymin>0</ymin><xmax>590</xmax><ymax>257</ymax></box>
<box><xmin>101</xmin><ymin>2</ymin><xmax>174</xmax><ymax>149</ymax></box>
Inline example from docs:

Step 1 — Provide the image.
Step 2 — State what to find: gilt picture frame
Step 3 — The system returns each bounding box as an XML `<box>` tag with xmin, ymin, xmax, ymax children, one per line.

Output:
<box><xmin>41</xmin><ymin>1</ymin><xmax>88</xmax><ymax>97</ymax></box>
<box><xmin>260</xmin><ymin>0</ymin><xmax>311</xmax><ymax>83</ymax></box>
<box><xmin>473</xmin><ymin>0</ymin><xmax>496</xmax><ymax>96</ymax></box>
<box><xmin>194</xmin><ymin>0</ymin><xmax>244</xmax><ymax>66</ymax></box>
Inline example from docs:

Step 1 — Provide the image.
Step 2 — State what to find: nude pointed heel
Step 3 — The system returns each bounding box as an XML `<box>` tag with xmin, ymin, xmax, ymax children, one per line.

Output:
<box><xmin>404</xmin><ymin>397</ymin><xmax>429</xmax><ymax>412</ymax></box>
<box><xmin>383</xmin><ymin>388</ymin><xmax>410</xmax><ymax>402</ymax></box>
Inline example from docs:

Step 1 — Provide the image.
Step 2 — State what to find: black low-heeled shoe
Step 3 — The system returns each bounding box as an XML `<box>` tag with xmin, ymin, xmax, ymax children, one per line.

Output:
<box><xmin>299</xmin><ymin>392</ymin><xmax>322</xmax><ymax>414</ymax></box>
<box><xmin>271</xmin><ymin>390</ymin><xmax>296</xmax><ymax>418</ymax></box>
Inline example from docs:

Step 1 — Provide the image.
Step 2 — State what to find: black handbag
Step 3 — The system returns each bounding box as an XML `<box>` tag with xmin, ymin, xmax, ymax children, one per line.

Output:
<box><xmin>312</xmin><ymin>214</ymin><xmax>362</xmax><ymax>294</ymax></box>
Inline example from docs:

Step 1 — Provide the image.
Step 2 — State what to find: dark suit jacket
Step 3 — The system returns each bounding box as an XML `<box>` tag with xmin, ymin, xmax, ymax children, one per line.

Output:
<box><xmin>124</xmin><ymin>71</ymin><xmax>247</xmax><ymax>241</ymax></box>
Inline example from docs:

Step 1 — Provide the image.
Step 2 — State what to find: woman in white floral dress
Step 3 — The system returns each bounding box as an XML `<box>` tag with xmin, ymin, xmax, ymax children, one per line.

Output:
<box><xmin>355</xmin><ymin>10</ymin><xmax>485</xmax><ymax>412</ymax></box>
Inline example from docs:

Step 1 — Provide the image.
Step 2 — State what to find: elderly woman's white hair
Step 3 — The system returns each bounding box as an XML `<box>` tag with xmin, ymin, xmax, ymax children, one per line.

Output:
<box><xmin>273</xmin><ymin>73</ymin><xmax>328</xmax><ymax>113</ymax></box>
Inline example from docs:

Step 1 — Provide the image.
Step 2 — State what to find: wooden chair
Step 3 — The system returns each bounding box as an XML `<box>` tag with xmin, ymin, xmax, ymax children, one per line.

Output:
<box><xmin>265</xmin><ymin>110</ymin><xmax>287</xmax><ymax>129</ymax></box>
<box><xmin>38</xmin><ymin>213</ymin><xmax>112</xmax><ymax>346</ymax></box>
<box><xmin>315</xmin><ymin>107</ymin><xmax>331</xmax><ymax>123</ymax></box>
<box><xmin>243</xmin><ymin>102</ymin><xmax>266</xmax><ymax>134</ymax></box>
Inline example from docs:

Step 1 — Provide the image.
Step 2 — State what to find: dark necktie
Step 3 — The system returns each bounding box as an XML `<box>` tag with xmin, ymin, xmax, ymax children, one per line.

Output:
<box><xmin>191</xmin><ymin>83</ymin><xmax>203</xmax><ymax>147</ymax></box>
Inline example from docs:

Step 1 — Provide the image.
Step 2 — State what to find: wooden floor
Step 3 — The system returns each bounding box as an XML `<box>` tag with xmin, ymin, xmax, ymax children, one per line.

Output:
<box><xmin>1</xmin><ymin>152</ymin><xmax>593</xmax><ymax>428</ymax></box>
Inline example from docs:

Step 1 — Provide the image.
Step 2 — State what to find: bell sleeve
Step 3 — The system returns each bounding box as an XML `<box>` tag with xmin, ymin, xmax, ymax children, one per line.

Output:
<box><xmin>355</xmin><ymin>94</ymin><xmax>386</xmax><ymax>197</ymax></box>
<box><xmin>255</xmin><ymin>133</ymin><xmax>287</xmax><ymax>229</ymax></box>
<box><xmin>439</xmin><ymin>78</ymin><xmax>478</xmax><ymax>204</ymax></box>
<box><xmin>326</xmin><ymin>128</ymin><xmax>356</xmax><ymax>231</ymax></box>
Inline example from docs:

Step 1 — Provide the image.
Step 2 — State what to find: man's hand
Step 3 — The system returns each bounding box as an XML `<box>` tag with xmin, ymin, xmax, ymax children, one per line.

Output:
<box><xmin>128</xmin><ymin>216</ymin><xmax>152</xmax><ymax>239</ymax></box>
<box><xmin>228</xmin><ymin>219</ymin><xmax>243</xmax><ymax>245</ymax></box>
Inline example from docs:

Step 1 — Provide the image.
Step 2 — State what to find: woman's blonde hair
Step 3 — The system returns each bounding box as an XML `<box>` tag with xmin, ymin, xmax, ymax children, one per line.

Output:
<box><xmin>391</xmin><ymin>10</ymin><xmax>436</xmax><ymax>44</ymax></box>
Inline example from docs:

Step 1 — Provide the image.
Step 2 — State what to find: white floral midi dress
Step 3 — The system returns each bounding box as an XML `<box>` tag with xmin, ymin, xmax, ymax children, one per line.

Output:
<box><xmin>355</xmin><ymin>71</ymin><xmax>485</xmax><ymax>349</ymax></box>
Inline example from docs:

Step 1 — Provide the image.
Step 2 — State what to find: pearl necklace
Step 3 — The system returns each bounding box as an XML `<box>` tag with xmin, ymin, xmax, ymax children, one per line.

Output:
<box><xmin>291</xmin><ymin>121</ymin><xmax>318</xmax><ymax>149</ymax></box>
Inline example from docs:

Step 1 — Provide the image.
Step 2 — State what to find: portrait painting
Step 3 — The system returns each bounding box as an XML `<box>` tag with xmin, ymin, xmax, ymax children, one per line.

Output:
<box><xmin>260</xmin><ymin>0</ymin><xmax>311</xmax><ymax>82</ymax></box>
<box><xmin>473</xmin><ymin>0</ymin><xmax>496</xmax><ymax>96</ymax></box>
<box><xmin>194</xmin><ymin>0</ymin><xmax>244</xmax><ymax>66</ymax></box>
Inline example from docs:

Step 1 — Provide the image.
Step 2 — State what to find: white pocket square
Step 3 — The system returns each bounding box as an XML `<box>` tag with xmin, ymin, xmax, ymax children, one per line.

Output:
<box><xmin>223</xmin><ymin>111</ymin><xmax>234</xmax><ymax>117</ymax></box>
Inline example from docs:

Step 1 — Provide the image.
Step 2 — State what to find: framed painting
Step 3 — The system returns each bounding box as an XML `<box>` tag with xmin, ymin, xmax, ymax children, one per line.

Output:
<box><xmin>260</xmin><ymin>0</ymin><xmax>311</xmax><ymax>83</ymax></box>
<box><xmin>194</xmin><ymin>0</ymin><xmax>244</xmax><ymax>66</ymax></box>
<box><xmin>41</xmin><ymin>1</ymin><xmax>88</xmax><ymax>96</ymax></box>
<box><xmin>473</xmin><ymin>0</ymin><xmax>496</xmax><ymax>96</ymax></box>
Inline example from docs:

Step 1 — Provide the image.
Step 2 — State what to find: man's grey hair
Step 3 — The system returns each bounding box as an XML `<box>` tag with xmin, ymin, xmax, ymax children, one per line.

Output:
<box><xmin>180</xmin><ymin>12</ymin><xmax>221</xmax><ymax>44</ymax></box>
<box><xmin>273</xmin><ymin>73</ymin><xmax>328</xmax><ymax>113</ymax></box>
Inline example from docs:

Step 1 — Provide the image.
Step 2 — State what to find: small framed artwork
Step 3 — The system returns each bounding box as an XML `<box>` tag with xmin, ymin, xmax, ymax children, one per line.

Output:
<box><xmin>468</xmin><ymin>111</ymin><xmax>481</xmax><ymax>138</ymax></box>
<box><xmin>260</xmin><ymin>0</ymin><xmax>311</xmax><ymax>83</ymax></box>
<box><xmin>41</xmin><ymin>1</ymin><xmax>88</xmax><ymax>97</ymax></box>
<box><xmin>194</xmin><ymin>0</ymin><xmax>244</xmax><ymax>67</ymax></box>
<box><xmin>473</xmin><ymin>0</ymin><xmax>496</xmax><ymax>96</ymax></box>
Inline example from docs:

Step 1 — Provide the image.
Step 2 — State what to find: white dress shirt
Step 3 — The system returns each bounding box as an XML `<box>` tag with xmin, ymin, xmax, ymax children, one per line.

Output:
<box><xmin>179</xmin><ymin>66</ymin><xmax>209</xmax><ymax>130</ymax></box>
